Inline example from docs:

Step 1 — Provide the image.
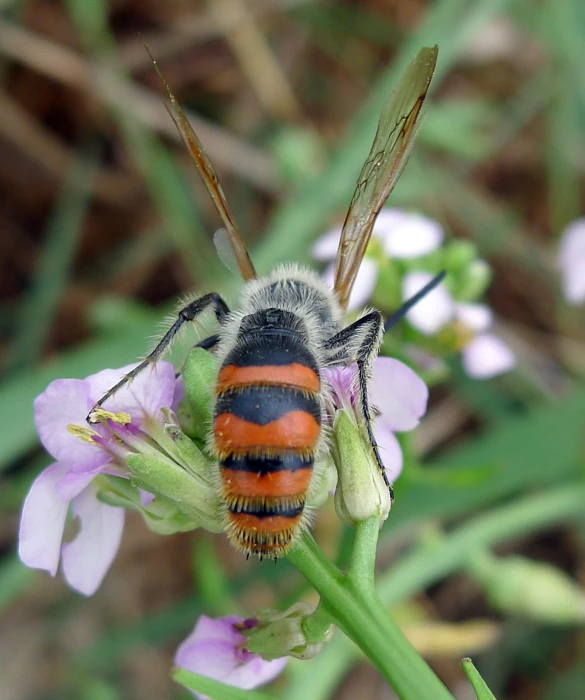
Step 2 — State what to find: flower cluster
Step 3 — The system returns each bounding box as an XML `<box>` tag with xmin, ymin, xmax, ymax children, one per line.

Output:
<box><xmin>313</xmin><ymin>208</ymin><xmax>516</xmax><ymax>380</ymax></box>
<box><xmin>19</xmin><ymin>360</ymin><xmax>222</xmax><ymax>596</ymax></box>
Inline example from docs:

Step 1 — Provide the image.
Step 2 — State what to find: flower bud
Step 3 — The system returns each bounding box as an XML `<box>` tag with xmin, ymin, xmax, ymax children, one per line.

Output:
<box><xmin>468</xmin><ymin>553</ymin><xmax>585</xmax><ymax>625</ymax></box>
<box><xmin>444</xmin><ymin>240</ymin><xmax>477</xmax><ymax>271</ymax></box>
<box><xmin>126</xmin><ymin>443</ymin><xmax>223</xmax><ymax>533</ymax></box>
<box><xmin>457</xmin><ymin>259</ymin><xmax>492</xmax><ymax>302</ymax></box>
<box><xmin>181</xmin><ymin>348</ymin><xmax>220</xmax><ymax>440</ymax></box>
<box><xmin>331</xmin><ymin>410</ymin><xmax>391</xmax><ymax>527</ymax></box>
<box><xmin>243</xmin><ymin>602</ymin><xmax>333</xmax><ymax>661</ymax></box>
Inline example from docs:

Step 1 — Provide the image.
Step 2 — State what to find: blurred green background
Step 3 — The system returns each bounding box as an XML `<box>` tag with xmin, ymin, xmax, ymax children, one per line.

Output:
<box><xmin>1</xmin><ymin>0</ymin><xmax>585</xmax><ymax>698</ymax></box>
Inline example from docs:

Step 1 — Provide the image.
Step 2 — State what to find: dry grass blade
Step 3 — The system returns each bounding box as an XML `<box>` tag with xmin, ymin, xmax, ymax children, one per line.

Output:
<box><xmin>0</xmin><ymin>92</ymin><xmax>137</xmax><ymax>205</ymax></box>
<box><xmin>0</xmin><ymin>19</ymin><xmax>280</xmax><ymax>192</ymax></box>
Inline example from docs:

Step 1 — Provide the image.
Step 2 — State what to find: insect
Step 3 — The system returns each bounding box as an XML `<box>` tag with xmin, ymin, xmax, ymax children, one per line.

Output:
<box><xmin>90</xmin><ymin>45</ymin><xmax>440</xmax><ymax>559</ymax></box>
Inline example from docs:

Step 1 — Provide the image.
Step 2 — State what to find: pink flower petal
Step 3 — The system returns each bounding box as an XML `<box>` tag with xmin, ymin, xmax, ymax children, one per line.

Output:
<box><xmin>34</xmin><ymin>379</ymin><xmax>108</xmax><ymax>471</ymax></box>
<box><xmin>171</xmin><ymin>374</ymin><xmax>185</xmax><ymax>413</ymax></box>
<box><xmin>86</xmin><ymin>361</ymin><xmax>176</xmax><ymax>429</ymax></box>
<box><xmin>402</xmin><ymin>272</ymin><xmax>454</xmax><ymax>334</ymax></box>
<box><xmin>61</xmin><ymin>486</ymin><xmax>125</xmax><ymax>596</ymax></box>
<box><xmin>462</xmin><ymin>333</ymin><xmax>516</xmax><ymax>379</ymax></box>
<box><xmin>373</xmin><ymin>422</ymin><xmax>404</xmax><ymax>483</ymax></box>
<box><xmin>18</xmin><ymin>462</ymin><xmax>70</xmax><ymax>576</ymax></box>
<box><xmin>455</xmin><ymin>302</ymin><xmax>493</xmax><ymax>332</ymax></box>
<box><xmin>139</xmin><ymin>489</ymin><xmax>155</xmax><ymax>507</ymax></box>
<box><xmin>369</xmin><ymin>357</ymin><xmax>428</xmax><ymax>432</ymax></box>
<box><xmin>311</xmin><ymin>226</ymin><xmax>342</xmax><ymax>261</ymax></box>
<box><xmin>55</xmin><ymin>470</ymin><xmax>97</xmax><ymax>501</ymax></box>
<box><xmin>175</xmin><ymin>616</ymin><xmax>287</xmax><ymax>695</ymax></box>
<box><xmin>377</xmin><ymin>209</ymin><xmax>444</xmax><ymax>259</ymax></box>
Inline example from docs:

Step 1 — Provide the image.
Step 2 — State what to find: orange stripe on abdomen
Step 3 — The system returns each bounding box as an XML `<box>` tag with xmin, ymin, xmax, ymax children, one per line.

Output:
<box><xmin>217</xmin><ymin>363</ymin><xmax>320</xmax><ymax>393</ymax></box>
<box><xmin>221</xmin><ymin>467</ymin><xmax>312</xmax><ymax>499</ymax></box>
<box><xmin>214</xmin><ymin>411</ymin><xmax>320</xmax><ymax>454</ymax></box>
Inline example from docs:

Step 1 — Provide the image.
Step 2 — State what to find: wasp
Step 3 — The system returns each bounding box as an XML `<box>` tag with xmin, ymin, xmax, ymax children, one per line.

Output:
<box><xmin>90</xmin><ymin>45</ymin><xmax>440</xmax><ymax>558</ymax></box>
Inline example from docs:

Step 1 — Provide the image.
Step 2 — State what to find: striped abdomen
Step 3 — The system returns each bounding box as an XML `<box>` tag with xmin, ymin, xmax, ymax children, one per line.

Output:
<box><xmin>214</xmin><ymin>330</ymin><xmax>321</xmax><ymax>558</ymax></box>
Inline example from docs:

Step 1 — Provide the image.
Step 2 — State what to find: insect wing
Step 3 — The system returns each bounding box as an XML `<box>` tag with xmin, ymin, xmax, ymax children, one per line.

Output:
<box><xmin>144</xmin><ymin>43</ymin><xmax>257</xmax><ymax>282</ymax></box>
<box><xmin>214</xmin><ymin>228</ymin><xmax>243</xmax><ymax>277</ymax></box>
<box><xmin>333</xmin><ymin>45</ymin><xmax>438</xmax><ymax>309</ymax></box>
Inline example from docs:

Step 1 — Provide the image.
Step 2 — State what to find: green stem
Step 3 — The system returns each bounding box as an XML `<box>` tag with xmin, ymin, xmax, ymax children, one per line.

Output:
<box><xmin>347</xmin><ymin>515</ymin><xmax>379</xmax><ymax>594</ymax></box>
<box><xmin>302</xmin><ymin>599</ymin><xmax>335</xmax><ymax>644</ymax></box>
<box><xmin>287</xmin><ymin>532</ymin><xmax>453</xmax><ymax>700</ymax></box>
<box><xmin>378</xmin><ymin>483</ymin><xmax>585</xmax><ymax>605</ymax></box>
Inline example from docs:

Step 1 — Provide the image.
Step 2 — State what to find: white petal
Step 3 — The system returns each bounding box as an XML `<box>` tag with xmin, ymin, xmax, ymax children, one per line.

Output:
<box><xmin>455</xmin><ymin>302</ymin><xmax>493</xmax><ymax>332</ymax></box>
<box><xmin>311</xmin><ymin>226</ymin><xmax>342</xmax><ymax>261</ymax></box>
<box><xmin>462</xmin><ymin>333</ymin><xmax>516</xmax><ymax>379</ymax></box>
<box><xmin>558</xmin><ymin>219</ymin><xmax>585</xmax><ymax>305</ymax></box>
<box><xmin>369</xmin><ymin>357</ymin><xmax>429</xmax><ymax>432</ymax></box>
<box><xmin>373</xmin><ymin>423</ymin><xmax>404</xmax><ymax>483</ymax></box>
<box><xmin>378</xmin><ymin>210</ymin><xmax>444</xmax><ymax>259</ymax></box>
<box><xmin>347</xmin><ymin>258</ymin><xmax>378</xmax><ymax>310</ymax></box>
<box><xmin>561</xmin><ymin>257</ymin><xmax>585</xmax><ymax>305</ymax></box>
<box><xmin>61</xmin><ymin>486</ymin><xmax>125</xmax><ymax>596</ymax></box>
<box><xmin>18</xmin><ymin>462</ymin><xmax>70</xmax><ymax>576</ymax></box>
<box><xmin>323</xmin><ymin>260</ymin><xmax>378</xmax><ymax>310</ymax></box>
<box><xmin>402</xmin><ymin>272</ymin><xmax>454</xmax><ymax>335</ymax></box>
<box><xmin>558</xmin><ymin>218</ymin><xmax>585</xmax><ymax>265</ymax></box>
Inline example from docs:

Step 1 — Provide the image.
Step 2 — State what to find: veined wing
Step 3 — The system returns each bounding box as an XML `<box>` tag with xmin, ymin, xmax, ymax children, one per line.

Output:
<box><xmin>144</xmin><ymin>42</ymin><xmax>257</xmax><ymax>281</ymax></box>
<box><xmin>333</xmin><ymin>45</ymin><xmax>438</xmax><ymax>309</ymax></box>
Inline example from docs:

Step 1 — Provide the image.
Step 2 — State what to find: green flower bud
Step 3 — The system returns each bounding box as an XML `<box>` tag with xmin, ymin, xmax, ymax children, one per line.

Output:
<box><xmin>306</xmin><ymin>457</ymin><xmax>337</xmax><ymax>509</ymax></box>
<box><xmin>456</xmin><ymin>259</ymin><xmax>492</xmax><ymax>302</ymax></box>
<box><xmin>96</xmin><ymin>473</ymin><xmax>206</xmax><ymax>535</ymax></box>
<box><xmin>127</xmin><ymin>450</ymin><xmax>223</xmax><ymax>533</ymax></box>
<box><xmin>469</xmin><ymin>553</ymin><xmax>585</xmax><ymax>625</ymax></box>
<box><xmin>331</xmin><ymin>410</ymin><xmax>391</xmax><ymax>527</ymax></box>
<box><xmin>181</xmin><ymin>348</ymin><xmax>220</xmax><ymax>440</ymax></box>
<box><xmin>244</xmin><ymin>602</ymin><xmax>333</xmax><ymax>661</ymax></box>
<box><xmin>444</xmin><ymin>240</ymin><xmax>477</xmax><ymax>271</ymax></box>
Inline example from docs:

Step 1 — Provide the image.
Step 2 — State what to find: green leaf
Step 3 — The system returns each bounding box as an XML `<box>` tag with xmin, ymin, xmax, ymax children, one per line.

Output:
<box><xmin>461</xmin><ymin>658</ymin><xmax>497</xmax><ymax>700</ymax></box>
<box><xmin>171</xmin><ymin>668</ymin><xmax>276</xmax><ymax>700</ymax></box>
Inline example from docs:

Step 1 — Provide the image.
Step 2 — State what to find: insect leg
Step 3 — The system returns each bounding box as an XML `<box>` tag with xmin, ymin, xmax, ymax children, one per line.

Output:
<box><xmin>195</xmin><ymin>333</ymin><xmax>221</xmax><ymax>351</ymax></box>
<box><xmin>323</xmin><ymin>311</ymin><xmax>392</xmax><ymax>493</ymax></box>
<box><xmin>87</xmin><ymin>293</ymin><xmax>229</xmax><ymax>421</ymax></box>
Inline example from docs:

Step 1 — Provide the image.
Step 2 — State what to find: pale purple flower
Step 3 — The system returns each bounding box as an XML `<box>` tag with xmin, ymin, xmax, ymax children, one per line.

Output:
<box><xmin>19</xmin><ymin>362</ymin><xmax>177</xmax><ymax>595</ymax></box>
<box><xmin>175</xmin><ymin>615</ymin><xmax>287</xmax><ymax>698</ymax></box>
<box><xmin>558</xmin><ymin>218</ymin><xmax>585</xmax><ymax>305</ymax></box>
<box><xmin>323</xmin><ymin>356</ymin><xmax>428</xmax><ymax>483</ymax></box>
<box><xmin>313</xmin><ymin>208</ymin><xmax>444</xmax><ymax>310</ymax></box>
<box><xmin>402</xmin><ymin>273</ymin><xmax>515</xmax><ymax>380</ymax></box>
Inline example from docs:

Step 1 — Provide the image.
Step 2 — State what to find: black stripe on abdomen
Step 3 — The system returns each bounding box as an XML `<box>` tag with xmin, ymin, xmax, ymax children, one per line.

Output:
<box><xmin>215</xmin><ymin>386</ymin><xmax>320</xmax><ymax>426</ymax></box>
<box><xmin>223</xmin><ymin>329</ymin><xmax>319</xmax><ymax>371</ymax></box>
<box><xmin>221</xmin><ymin>453</ymin><xmax>313</xmax><ymax>474</ymax></box>
<box><xmin>227</xmin><ymin>501</ymin><xmax>304</xmax><ymax>518</ymax></box>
